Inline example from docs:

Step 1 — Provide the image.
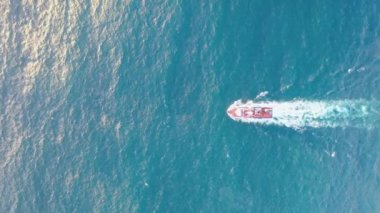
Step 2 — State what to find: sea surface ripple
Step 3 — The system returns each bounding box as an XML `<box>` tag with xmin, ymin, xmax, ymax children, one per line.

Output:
<box><xmin>1</xmin><ymin>0</ymin><xmax>380</xmax><ymax>212</ymax></box>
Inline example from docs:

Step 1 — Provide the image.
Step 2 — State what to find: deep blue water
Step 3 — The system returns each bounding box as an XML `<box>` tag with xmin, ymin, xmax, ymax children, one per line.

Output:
<box><xmin>1</xmin><ymin>0</ymin><xmax>380</xmax><ymax>212</ymax></box>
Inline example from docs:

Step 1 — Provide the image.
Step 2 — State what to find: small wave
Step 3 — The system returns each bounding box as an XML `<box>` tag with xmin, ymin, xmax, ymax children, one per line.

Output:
<box><xmin>255</xmin><ymin>91</ymin><xmax>269</xmax><ymax>99</ymax></box>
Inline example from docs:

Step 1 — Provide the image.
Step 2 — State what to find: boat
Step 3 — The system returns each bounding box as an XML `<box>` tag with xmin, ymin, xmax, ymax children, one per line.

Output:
<box><xmin>227</xmin><ymin>103</ymin><xmax>273</xmax><ymax>121</ymax></box>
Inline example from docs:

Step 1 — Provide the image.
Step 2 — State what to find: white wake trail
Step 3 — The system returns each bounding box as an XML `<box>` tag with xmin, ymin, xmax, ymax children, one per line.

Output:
<box><xmin>228</xmin><ymin>100</ymin><xmax>380</xmax><ymax>129</ymax></box>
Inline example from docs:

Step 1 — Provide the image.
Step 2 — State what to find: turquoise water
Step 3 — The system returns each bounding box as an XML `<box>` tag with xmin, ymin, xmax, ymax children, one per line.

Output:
<box><xmin>1</xmin><ymin>0</ymin><xmax>380</xmax><ymax>212</ymax></box>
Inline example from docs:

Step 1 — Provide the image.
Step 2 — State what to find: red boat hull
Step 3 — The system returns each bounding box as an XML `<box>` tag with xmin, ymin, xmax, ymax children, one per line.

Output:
<box><xmin>227</xmin><ymin>107</ymin><xmax>273</xmax><ymax>119</ymax></box>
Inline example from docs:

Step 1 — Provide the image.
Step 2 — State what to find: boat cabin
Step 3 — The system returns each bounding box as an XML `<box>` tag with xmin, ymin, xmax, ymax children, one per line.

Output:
<box><xmin>242</xmin><ymin>107</ymin><xmax>272</xmax><ymax>118</ymax></box>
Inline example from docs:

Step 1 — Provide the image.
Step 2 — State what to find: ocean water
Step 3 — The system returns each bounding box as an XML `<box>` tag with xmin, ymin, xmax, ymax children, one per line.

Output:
<box><xmin>1</xmin><ymin>0</ymin><xmax>380</xmax><ymax>212</ymax></box>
